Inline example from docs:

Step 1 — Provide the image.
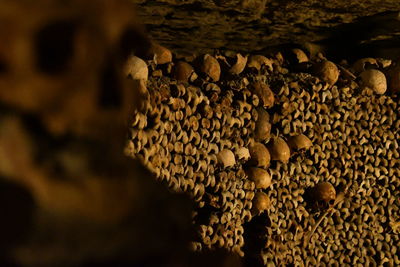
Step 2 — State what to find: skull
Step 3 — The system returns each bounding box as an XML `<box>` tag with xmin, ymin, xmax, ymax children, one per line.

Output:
<box><xmin>312</xmin><ymin>182</ymin><xmax>336</xmax><ymax>210</ymax></box>
<box><xmin>0</xmin><ymin>0</ymin><xmax>150</xmax><ymax>137</ymax></box>
<box><xmin>0</xmin><ymin>2</ymin><xmax>194</xmax><ymax>265</ymax></box>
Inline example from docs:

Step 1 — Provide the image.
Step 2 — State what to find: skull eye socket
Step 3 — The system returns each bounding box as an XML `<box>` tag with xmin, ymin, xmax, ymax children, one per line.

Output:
<box><xmin>329</xmin><ymin>199</ymin><xmax>335</xmax><ymax>206</ymax></box>
<box><xmin>34</xmin><ymin>20</ymin><xmax>77</xmax><ymax>74</ymax></box>
<box><xmin>118</xmin><ymin>26</ymin><xmax>150</xmax><ymax>60</ymax></box>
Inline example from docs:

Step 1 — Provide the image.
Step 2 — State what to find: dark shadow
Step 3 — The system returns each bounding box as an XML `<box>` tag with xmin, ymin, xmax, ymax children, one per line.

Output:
<box><xmin>242</xmin><ymin>213</ymin><xmax>271</xmax><ymax>267</ymax></box>
<box><xmin>0</xmin><ymin>179</ymin><xmax>34</xmax><ymax>261</ymax></box>
<box><xmin>311</xmin><ymin>11</ymin><xmax>400</xmax><ymax>61</ymax></box>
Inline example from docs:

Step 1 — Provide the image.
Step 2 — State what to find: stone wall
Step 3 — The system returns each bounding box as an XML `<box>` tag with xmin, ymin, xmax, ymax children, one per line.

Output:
<box><xmin>135</xmin><ymin>0</ymin><xmax>400</xmax><ymax>60</ymax></box>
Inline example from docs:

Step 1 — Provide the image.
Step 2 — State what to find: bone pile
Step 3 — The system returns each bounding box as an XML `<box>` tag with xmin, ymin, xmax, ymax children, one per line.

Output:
<box><xmin>125</xmin><ymin>47</ymin><xmax>400</xmax><ymax>265</ymax></box>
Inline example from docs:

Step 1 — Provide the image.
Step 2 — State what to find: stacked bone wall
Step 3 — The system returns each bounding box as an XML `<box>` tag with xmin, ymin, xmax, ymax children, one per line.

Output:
<box><xmin>126</xmin><ymin>50</ymin><xmax>400</xmax><ymax>266</ymax></box>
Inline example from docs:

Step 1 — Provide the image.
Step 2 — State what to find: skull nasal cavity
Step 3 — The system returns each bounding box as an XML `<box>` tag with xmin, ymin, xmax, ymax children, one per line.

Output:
<box><xmin>0</xmin><ymin>59</ymin><xmax>7</xmax><ymax>74</ymax></box>
<box><xmin>34</xmin><ymin>21</ymin><xmax>77</xmax><ymax>74</ymax></box>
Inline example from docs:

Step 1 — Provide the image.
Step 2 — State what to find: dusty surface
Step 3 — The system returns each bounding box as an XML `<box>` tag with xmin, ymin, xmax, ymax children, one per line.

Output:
<box><xmin>135</xmin><ymin>0</ymin><xmax>400</xmax><ymax>60</ymax></box>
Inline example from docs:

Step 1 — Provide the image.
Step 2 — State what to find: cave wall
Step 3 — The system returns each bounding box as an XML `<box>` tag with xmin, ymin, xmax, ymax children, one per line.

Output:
<box><xmin>135</xmin><ymin>0</ymin><xmax>400</xmax><ymax>60</ymax></box>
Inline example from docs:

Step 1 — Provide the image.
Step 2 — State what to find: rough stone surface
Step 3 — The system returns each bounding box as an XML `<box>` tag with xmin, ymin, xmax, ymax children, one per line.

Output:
<box><xmin>135</xmin><ymin>0</ymin><xmax>400</xmax><ymax>60</ymax></box>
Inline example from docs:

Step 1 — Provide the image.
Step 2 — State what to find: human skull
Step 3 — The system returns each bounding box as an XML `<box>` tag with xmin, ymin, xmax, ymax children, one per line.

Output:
<box><xmin>312</xmin><ymin>182</ymin><xmax>336</xmax><ymax>210</ymax></box>
<box><xmin>0</xmin><ymin>0</ymin><xmax>150</xmax><ymax>137</ymax></box>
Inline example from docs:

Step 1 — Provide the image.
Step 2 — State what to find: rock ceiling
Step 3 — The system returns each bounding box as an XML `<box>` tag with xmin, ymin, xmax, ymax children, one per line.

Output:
<box><xmin>135</xmin><ymin>0</ymin><xmax>400</xmax><ymax>60</ymax></box>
